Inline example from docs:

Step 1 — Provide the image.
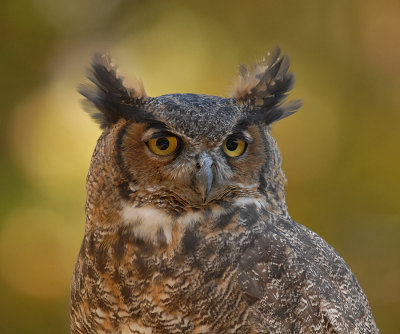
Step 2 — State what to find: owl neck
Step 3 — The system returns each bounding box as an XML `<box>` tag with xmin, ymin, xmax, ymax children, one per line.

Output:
<box><xmin>259</xmin><ymin>131</ymin><xmax>289</xmax><ymax>218</ymax></box>
<box><xmin>85</xmin><ymin>125</ymin><xmax>128</xmax><ymax>232</ymax></box>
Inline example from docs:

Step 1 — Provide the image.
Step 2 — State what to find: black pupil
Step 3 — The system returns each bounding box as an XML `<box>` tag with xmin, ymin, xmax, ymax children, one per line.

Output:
<box><xmin>156</xmin><ymin>137</ymin><xmax>170</xmax><ymax>150</ymax></box>
<box><xmin>226</xmin><ymin>138</ymin><xmax>238</xmax><ymax>151</ymax></box>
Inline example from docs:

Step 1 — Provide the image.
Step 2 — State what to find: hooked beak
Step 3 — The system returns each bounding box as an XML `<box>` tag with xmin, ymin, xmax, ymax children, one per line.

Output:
<box><xmin>195</xmin><ymin>152</ymin><xmax>214</xmax><ymax>202</ymax></box>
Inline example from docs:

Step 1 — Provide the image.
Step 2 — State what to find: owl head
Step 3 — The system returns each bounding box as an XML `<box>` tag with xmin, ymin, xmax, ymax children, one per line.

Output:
<box><xmin>80</xmin><ymin>47</ymin><xmax>301</xmax><ymax>236</ymax></box>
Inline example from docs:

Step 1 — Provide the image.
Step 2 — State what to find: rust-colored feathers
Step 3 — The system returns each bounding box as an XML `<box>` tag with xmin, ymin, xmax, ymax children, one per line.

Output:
<box><xmin>71</xmin><ymin>48</ymin><xmax>379</xmax><ymax>334</ymax></box>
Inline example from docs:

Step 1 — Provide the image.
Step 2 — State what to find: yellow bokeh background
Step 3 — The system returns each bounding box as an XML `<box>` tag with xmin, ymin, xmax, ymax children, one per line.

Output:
<box><xmin>1</xmin><ymin>0</ymin><xmax>399</xmax><ymax>333</ymax></box>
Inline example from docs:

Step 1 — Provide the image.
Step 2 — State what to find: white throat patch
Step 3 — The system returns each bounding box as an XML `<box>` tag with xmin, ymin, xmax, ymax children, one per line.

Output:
<box><xmin>120</xmin><ymin>197</ymin><xmax>264</xmax><ymax>245</ymax></box>
<box><xmin>120</xmin><ymin>204</ymin><xmax>174</xmax><ymax>244</ymax></box>
<box><xmin>120</xmin><ymin>202</ymin><xmax>206</xmax><ymax>245</ymax></box>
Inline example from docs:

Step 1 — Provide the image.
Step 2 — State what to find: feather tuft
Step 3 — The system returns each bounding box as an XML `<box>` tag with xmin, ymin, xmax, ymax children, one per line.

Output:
<box><xmin>232</xmin><ymin>46</ymin><xmax>302</xmax><ymax>125</ymax></box>
<box><xmin>79</xmin><ymin>53</ymin><xmax>149</xmax><ymax>129</ymax></box>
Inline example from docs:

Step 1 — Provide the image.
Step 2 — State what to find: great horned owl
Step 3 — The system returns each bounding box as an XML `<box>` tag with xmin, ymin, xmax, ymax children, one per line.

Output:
<box><xmin>71</xmin><ymin>48</ymin><xmax>379</xmax><ymax>333</ymax></box>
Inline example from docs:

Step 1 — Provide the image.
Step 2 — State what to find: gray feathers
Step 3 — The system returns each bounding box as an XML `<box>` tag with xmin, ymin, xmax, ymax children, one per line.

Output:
<box><xmin>147</xmin><ymin>94</ymin><xmax>242</xmax><ymax>141</ymax></box>
<box><xmin>238</xmin><ymin>213</ymin><xmax>378</xmax><ymax>333</ymax></box>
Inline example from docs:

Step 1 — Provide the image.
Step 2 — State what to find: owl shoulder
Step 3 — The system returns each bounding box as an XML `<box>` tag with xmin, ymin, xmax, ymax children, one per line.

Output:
<box><xmin>237</xmin><ymin>216</ymin><xmax>375</xmax><ymax>332</ymax></box>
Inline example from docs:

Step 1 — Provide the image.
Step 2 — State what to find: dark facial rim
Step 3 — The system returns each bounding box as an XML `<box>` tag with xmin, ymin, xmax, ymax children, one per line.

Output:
<box><xmin>227</xmin><ymin>132</ymin><xmax>253</xmax><ymax>144</ymax></box>
<box><xmin>146</xmin><ymin>130</ymin><xmax>180</xmax><ymax>140</ymax></box>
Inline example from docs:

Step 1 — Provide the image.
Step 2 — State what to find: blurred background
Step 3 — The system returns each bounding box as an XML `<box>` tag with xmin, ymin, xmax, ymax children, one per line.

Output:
<box><xmin>0</xmin><ymin>0</ymin><xmax>399</xmax><ymax>332</ymax></box>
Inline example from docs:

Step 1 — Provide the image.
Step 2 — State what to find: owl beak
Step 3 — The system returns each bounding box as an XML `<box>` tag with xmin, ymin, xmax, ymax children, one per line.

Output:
<box><xmin>196</xmin><ymin>152</ymin><xmax>214</xmax><ymax>202</ymax></box>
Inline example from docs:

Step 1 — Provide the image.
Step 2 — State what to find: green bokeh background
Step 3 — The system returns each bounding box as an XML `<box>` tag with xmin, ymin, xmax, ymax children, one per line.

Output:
<box><xmin>1</xmin><ymin>0</ymin><xmax>399</xmax><ymax>333</ymax></box>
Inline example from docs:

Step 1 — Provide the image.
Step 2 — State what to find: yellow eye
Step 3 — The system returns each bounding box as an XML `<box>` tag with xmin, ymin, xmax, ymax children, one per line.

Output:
<box><xmin>147</xmin><ymin>136</ymin><xmax>178</xmax><ymax>156</ymax></box>
<box><xmin>222</xmin><ymin>137</ymin><xmax>247</xmax><ymax>157</ymax></box>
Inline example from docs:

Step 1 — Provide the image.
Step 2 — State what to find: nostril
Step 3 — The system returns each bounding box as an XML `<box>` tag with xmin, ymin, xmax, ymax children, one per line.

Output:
<box><xmin>197</xmin><ymin>152</ymin><xmax>213</xmax><ymax>171</ymax></box>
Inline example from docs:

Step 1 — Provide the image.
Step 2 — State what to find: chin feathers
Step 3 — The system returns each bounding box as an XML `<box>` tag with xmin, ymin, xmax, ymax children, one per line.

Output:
<box><xmin>79</xmin><ymin>53</ymin><xmax>150</xmax><ymax>129</ymax></box>
<box><xmin>232</xmin><ymin>46</ymin><xmax>302</xmax><ymax>125</ymax></box>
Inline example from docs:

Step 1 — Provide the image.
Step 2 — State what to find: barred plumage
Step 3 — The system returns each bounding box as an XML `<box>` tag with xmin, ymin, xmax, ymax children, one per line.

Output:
<box><xmin>71</xmin><ymin>48</ymin><xmax>379</xmax><ymax>333</ymax></box>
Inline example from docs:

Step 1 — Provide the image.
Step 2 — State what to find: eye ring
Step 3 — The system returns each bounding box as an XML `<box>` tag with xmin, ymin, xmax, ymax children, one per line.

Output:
<box><xmin>147</xmin><ymin>136</ymin><xmax>178</xmax><ymax>156</ymax></box>
<box><xmin>222</xmin><ymin>137</ymin><xmax>247</xmax><ymax>157</ymax></box>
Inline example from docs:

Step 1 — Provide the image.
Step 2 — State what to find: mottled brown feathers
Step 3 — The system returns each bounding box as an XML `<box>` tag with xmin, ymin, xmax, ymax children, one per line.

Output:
<box><xmin>71</xmin><ymin>48</ymin><xmax>379</xmax><ymax>334</ymax></box>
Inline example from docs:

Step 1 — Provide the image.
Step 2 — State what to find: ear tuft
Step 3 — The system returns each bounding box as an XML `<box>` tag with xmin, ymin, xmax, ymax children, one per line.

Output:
<box><xmin>79</xmin><ymin>53</ymin><xmax>148</xmax><ymax>129</ymax></box>
<box><xmin>232</xmin><ymin>46</ymin><xmax>302</xmax><ymax>125</ymax></box>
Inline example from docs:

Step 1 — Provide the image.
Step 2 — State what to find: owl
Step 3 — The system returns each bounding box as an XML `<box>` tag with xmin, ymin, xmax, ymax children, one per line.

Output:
<box><xmin>71</xmin><ymin>47</ymin><xmax>379</xmax><ymax>334</ymax></box>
